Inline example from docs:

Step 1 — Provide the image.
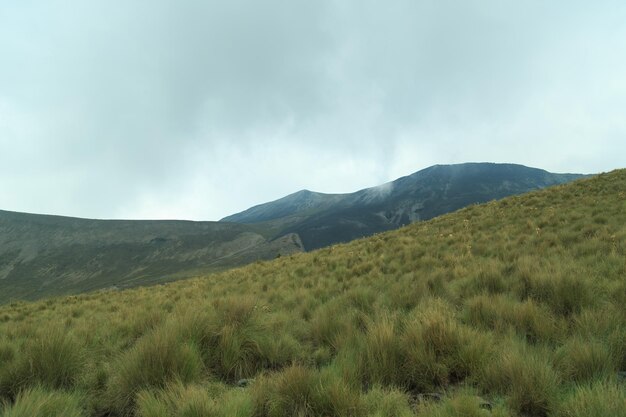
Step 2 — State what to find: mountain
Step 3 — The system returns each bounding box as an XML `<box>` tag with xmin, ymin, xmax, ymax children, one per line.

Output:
<box><xmin>0</xmin><ymin>169</ymin><xmax>622</xmax><ymax>416</ymax></box>
<box><xmin>222</xmin><ymin>163</ymin><xmax>586</xmax><ymax>250</ymax></box>
<box><xmin>0</xmin><ymin>163</ymin><xmax>585</xmax><ymax>303</ymax></box>
<box><xmin>0</xmin><ymin>211</ymin><xmax>302</xmax><ymax>303</ymax></box>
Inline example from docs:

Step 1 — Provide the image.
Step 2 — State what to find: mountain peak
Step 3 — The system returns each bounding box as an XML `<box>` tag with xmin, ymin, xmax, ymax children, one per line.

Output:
<box><xmin>222</xmin><ymin>163</ymin><xmax>588</xmax><ymax>249</ymax></box>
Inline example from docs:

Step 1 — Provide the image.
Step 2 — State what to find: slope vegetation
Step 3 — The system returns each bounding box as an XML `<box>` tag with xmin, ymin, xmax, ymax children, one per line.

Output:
<box><xmin>0</xmin><ymin>212</ymin><xmax>302</xmax><ymax>303</ymax></box>
<box><xmin>0</xmin><ymin>170</ymin><xmax>624</xmax><ymax>417</ymax></box>
<box><xmin>0</xmin><ymin>163</ymin><xmax>582</xmax><ymax>303</ymax></box>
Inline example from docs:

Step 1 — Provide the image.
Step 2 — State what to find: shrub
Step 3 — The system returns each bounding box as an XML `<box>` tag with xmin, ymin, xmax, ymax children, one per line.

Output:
<box><xmin>1</xmin><ymin>386</ymin><xmax>85</xmax><ymax>417</ymax></box>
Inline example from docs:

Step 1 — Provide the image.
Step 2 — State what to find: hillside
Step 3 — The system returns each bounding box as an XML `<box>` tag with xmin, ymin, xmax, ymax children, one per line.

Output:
<box><xmin>223</xmin><ymin>163</ymin><xmax>585</xmax><ymax>250</ymax></box>
<box><xmin>0</xmin><ymin>169</ymin><xmax>623</xmax><ymax>417</ymax></box>
<box><xmin>0</xmin><ymin>163</ymin><xmax>583</xmax><ymax>304</ymax></box>
<box><xmin>0</xmin><ymin>211</ymin><xmax>302</xmax><ymax>303</ymax></box>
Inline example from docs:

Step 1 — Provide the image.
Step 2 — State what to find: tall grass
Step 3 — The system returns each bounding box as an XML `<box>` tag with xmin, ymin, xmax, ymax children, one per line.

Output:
<box><xmin>0</xmin><ymin>327</ymin><xmax>84</xmax><ymax>400</ymax></box>
<box><xmin>251</xmin><ymin>365</ymin><xmax>361</xmax><ymax>417</ymax></box>
<box><xmin>556</xmin><ymin>380</ymin><xmax>626</xmax><ymax>417</ymax></box>
<box><xmin>483</xmin><ymin>342</ymin><xmax>560</xmax><ymax>417</ymax></box>
<box><xmin>1</xmin><ymin>387</ymin><xmax>84</xmax><ymax>417</ymax></box>
<box><xmin>136</xmin><ymin>382</ymin><xmax>218</xmax><ymax>417</ymax></box>
<box><xmin>555</xmin><ymin>338</ymin><xmax>614</xmax><ymax>382</ymax></box>
<box><xmin>105</xmin><ymin>326</ymin><xmax>204</xmax><ymax>414</ymax></box>
<box><xmin>416</xmin><ymin>389</ymin><xmax>512</xmax><ymax>417</ymax></box>
<box><xmin>0</xmin><ymin>170</ymin><xmax>625</xmax><ymax>415</ymax></box>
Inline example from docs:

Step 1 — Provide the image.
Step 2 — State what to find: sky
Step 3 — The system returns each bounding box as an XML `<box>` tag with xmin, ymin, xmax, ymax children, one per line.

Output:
<box><xmin>1</xmin><ymin>1</ymin><xmax>625</xmax><ymax>221</ymax></box>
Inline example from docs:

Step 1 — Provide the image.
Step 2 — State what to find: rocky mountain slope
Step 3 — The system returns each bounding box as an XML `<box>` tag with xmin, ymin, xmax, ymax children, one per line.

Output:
<box><xmin>223</xmin><ymin>163</ymin><xmax>585</xmax><ymax>250</ymax></box>
<box><xmin>0</xmin><ymin>163</ymin><xmax>585</xmax><ymax>303</ymax></box>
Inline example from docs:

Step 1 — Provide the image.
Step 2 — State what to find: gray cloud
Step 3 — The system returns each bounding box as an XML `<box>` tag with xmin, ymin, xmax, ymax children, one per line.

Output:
<box><xmin>1</xmin><ymin>1</ymin><xmax>625</xmax><ymax>220</ymax></box>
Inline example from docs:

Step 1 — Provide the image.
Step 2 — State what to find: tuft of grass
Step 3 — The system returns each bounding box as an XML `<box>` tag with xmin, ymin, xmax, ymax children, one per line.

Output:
<box><xmin>202</xmin><ymin>297</ymin><xmax>280</xmax><ymax>381</ymax></box>
<box><xmin>483</xmin><ymin>343</ymin><xmax>560</xmax><ymax>417</ymax></box>
<box><xmin>464</xmin><ymin>295</ymin><xmax>560</xmax><ymax>343</ymax></box>
<box><xmin>463</xmin><ymin>258</ymin><xmax>508</xmax><ymax>296</ymax></box>
<box><xmin>402</xmin><ymin>299</ymin><xmax>492</xmax><ymax>391</ymax></box>
<box><xmin>309</xmin><ymin>301</ymin><xmax>355</xmax><ymax>352</ymax></box>
<box><xmin>555</xmin><ymin>337</ymin><xmax>614</xmax><ymax>382</ymax></box>
<box><xmin>214</xmin><ymin>387</ymin><xmax>254</xmax><ymax>417</ymax></box>
<box><xmin>556</xmin><ymin>380</ymin><xmax>626</xmax><ymax>417</ymax></box>
<box><xmin>573</xmin><ymin>305</ymin><xmax>626</xmax><ymax>371</ymax></box>
<box><xmin>362</xmin><ymin>386</ymin><xmax>414</xmax><ymax>417</ymax></box>
<box><xmin>416</xmin><ymin>390</ymin><xmax>512</xmax><ymax>417</ymax></box>
<box><xmin>361</xmin><ymin>314</ymin><xmax>402</xmax><ymax>386</ymax></box>
<box><xmin>515</xmin><ymin>268</ymin><xmax>595</xmax><ymax>317</ymax></box>
<box><xmin>251</xmin><ymin>365</ymin><xmax>361</xmax><ymax>417</ymax></box>
<box><xmin>136</xmin><ymin>381</ymin><xmax>219</xmax><ymax>417</ymax></box>
<box><xmin>0</xmin><ymin>340</ymin><xmax>14</xmax><ymax>364</ymax></box>
<box><xmin>105</xmin><ymin>326</ymin><xmax>204</xmax><ymax>415</ymax></box>
<box><xmin>1</xmin><ymin>386</ymin><xmax>85</xmax><ymax>417</ymax></box>
<box><xmin>0</xmin><ymin>327</ymin><xmax>84</xmax><ymax>399</ymax></box>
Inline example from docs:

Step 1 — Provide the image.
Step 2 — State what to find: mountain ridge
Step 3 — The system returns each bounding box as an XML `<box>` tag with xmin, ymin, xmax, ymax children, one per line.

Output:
<box><xmin>0</xmin><ymin>168</ymin><xmax>622</xmax><ymax>416</ymax></box>
<box><xmin>0</xmin><ymin>210</ymin><xmax>302</xmax><ymax>303</ymax></box>
<box><xmin>0</xmin><ymin>162</ymin><xmax>587</xmax><ymax>303</ymax></box>
<box><xmin>222</xmin><ymin>163</ymin><xmax>587</xmax><ymax>250</ymax></box>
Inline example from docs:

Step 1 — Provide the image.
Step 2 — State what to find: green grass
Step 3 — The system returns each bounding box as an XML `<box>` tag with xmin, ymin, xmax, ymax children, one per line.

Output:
<box><xmin>106</xmin><ymin>325</ymin><xmax>205</xmax><ymax>415</ymax></box>
<box><xmin>0</xmin><ymin>170</ymin><xmax>625</xmax><ymax>416</ymax></box>
<box><xmin>0</xmin><ymin>327</ymin><xmax>84</xmax><ymax>400</ymax></box>
<box><xmin>1</xmin><ymin>386</ymin><xmax>85</xmax><ymax>417</ymax></box>
<box><xmin>556</xmin><ymin>380</ymin><xmax>626</xmax><ymax>417</ymax></box>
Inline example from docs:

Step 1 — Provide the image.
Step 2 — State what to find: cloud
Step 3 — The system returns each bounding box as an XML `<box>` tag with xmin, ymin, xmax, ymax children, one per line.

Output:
<box><xmin>1</xmin><ymin>1</ymin><xmax>625</xmax><ymax>219</ymax></box>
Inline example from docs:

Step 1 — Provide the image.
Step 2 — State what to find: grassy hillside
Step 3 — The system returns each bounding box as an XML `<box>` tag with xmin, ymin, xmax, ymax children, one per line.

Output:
<box><xmin>0</xmin><ymin>212</ymin><xmax>302</xmax><ymax>303</ymax></box>
<box><xmin>0</xmin><ymin>170</ymin><xmax>624</xmax><ymax>417</ymax></box>
<box><xmin>0</xmin><ymin>163</ymin><xmax>583</xmax><ymax>304</ymax></box>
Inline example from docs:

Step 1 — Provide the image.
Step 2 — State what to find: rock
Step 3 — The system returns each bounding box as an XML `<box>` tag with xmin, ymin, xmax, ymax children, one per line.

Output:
<box><xmin>478</xmin><ymin>399</ymin><xmax>493</xmax><ymax>411</ymax></box>
<box><xmin>417</xmin><ymin>392</ymin><xmax>443</xmax><ymax>402</ymax></box>
<box><xmin>236</xmin><ymin>378</ymin><xmax>253</xmax><ymax>387</ymax></box>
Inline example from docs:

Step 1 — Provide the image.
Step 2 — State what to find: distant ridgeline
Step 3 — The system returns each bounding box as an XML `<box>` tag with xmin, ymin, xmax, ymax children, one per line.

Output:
<box><xmin>0</xmin><ymin>163</ymin><xmax>585</xmax><ymax>303</ymax></box>
<box><xmin>0</xmin><ymin>212</ymin><xmax>302</xmax><ymax>303</ymax></box>
<box><xmin>221</xmin><ymin>163</ymin><xmax>586</xmax><ymax>251</ymax></box>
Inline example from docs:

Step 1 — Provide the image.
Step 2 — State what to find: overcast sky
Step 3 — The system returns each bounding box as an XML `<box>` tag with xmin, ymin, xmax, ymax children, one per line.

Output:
<box><xmin>1</xmin><ymin>1</ymin><xmax>625</xmax><ymax>220</ymax></box>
